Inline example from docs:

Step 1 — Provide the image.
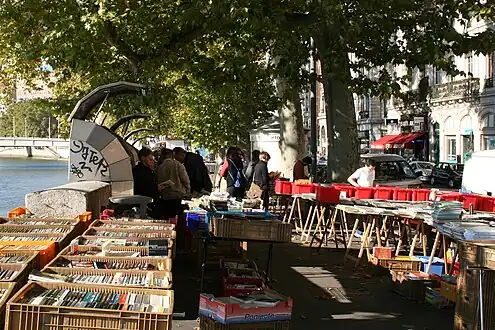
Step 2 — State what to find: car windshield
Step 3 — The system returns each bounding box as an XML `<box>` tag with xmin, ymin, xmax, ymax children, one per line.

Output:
<box><xmin>375</xmin><ymin>160</ymin><xmax>417</xmax><ymax>180</ymax></box>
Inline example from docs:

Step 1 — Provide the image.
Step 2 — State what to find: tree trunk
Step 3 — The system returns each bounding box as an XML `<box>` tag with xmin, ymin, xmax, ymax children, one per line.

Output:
<box><xmin>316</xmin><ymin>37</ymin><xmax>360</xmax><ymax>182</ymax></box>
<box><xmin>277</xmin><ymin>90</ymin><xmax>305</xmax><ymax>178</ymax></box>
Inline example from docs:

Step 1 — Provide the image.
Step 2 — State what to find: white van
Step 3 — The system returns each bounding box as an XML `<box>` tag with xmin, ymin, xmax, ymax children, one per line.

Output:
<box><xmin>462</xmin><ymin>150</ymin><xmax>495</xmax><ymax>195</ymax></box>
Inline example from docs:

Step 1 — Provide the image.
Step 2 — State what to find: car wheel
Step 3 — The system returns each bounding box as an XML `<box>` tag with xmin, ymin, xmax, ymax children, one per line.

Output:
<box><xmin>448</xmin><ymin>179</ymin><xmax>454</xmax><ymax>188</ymax></box>
<box><xmin>430</xmin><ymin>177</ymin><xmax>435</xmax><ymax>186</ymax></box>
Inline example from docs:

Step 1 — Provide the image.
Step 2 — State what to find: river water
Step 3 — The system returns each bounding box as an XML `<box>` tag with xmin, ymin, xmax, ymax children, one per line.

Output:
<box><xmin>0</xmin><ymin>158</ymin><xmax>68</xmax><ymax>215</ymax></box>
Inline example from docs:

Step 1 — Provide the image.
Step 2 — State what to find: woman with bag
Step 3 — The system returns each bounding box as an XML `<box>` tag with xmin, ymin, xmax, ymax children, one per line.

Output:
<box><xmin>253</xmin><ymin>152</ymin><xmax>271</xmax><ymax>211</ymax></box>
<box><xmin>217</xmin><ymin>147</ymin><xmax>247</xmax><ymax>199</ymax></box>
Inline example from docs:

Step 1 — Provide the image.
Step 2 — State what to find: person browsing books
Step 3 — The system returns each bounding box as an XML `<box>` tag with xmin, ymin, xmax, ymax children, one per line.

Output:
<box><xmin>347</xmin><ymin>159</ymin><xmax>376</xmax><ymax>187</ymax></box>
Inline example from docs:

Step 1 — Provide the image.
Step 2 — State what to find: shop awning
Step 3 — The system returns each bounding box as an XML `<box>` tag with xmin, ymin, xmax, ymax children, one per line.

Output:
<box><xmin>392</xmin><ymin>132</ymin><xmax>426</xmax><ymax>146</ymax></box>
<box><xmin>371</xmin><ymin>135</ymin><xmax>401</xmax><ymax>149</ymax></box>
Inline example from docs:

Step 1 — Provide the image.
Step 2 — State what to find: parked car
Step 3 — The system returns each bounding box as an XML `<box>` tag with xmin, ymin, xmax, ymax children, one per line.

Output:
<box><xmin>409</xmin><ymin>161</ymin><xmax>435</xmax><ymax>183</ymax></box>
<box><xmin>462</xmin><ymin>150</ymin><xmax>495</xmax><ymax>194</ymax></box>
<box><xmin>430</xmin><ymin>162</ymin><xmax>464</xmax><ymax>188</ymax></box>
<box><xmin>360</xmin><ymin>154</ymin><xmax>423</xmax><ymax>187</ymax></box>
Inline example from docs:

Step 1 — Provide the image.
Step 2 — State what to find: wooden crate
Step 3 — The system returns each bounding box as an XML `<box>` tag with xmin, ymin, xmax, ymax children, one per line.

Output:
<box><xmin>199</xmin><ymin>315</ymin><xmax>290</xmax><ymax>330</ymax></box>
<box><xmin>458</xmin><ymin>242</ymin><xmax>479</xmax><ymax>266</ymax></box>
<box><xmin>0</xmin><ymin>263</ymin><xmax>29</xmax><ymax>291</ymax></box>
<box><xmin>42</xmin><ymin>267</ymin><xmax>172</xmax><ymax>289</ymax></box>
<box><xmin>440</xmin><ymin>280</ymin><xmax>457</xmax><ymax>303</ymax></box>
<box><xmin>5</xmin><ymin>218</ymin><xmax>80</xmax><ymax>226</ymax></box>
<box><xmin>44</xmin><ymin>255</ymin><xmax>173</xmax><ymax>272</ymax></box>
<box><xmin>370</xmin><ymin>256</ymin><xmax>421</xmax><ymax>272</ymax></box>
<box><xmin>6</xmin><ymin>282</ymin><xmax>173</xmax><ymax>330</ymax></box>
<box><xmin>0</xmin><ymin>282</ymin><xmax>15</xmax><ymax>326</ymax></box>
<box><xmin>58</xmin><ymin>244</ymin><xmax>150</xmax><ymax>258</ymax></box>
<box><xmin>0</xmin><ymin>251</ymin><xmax>40</xmax><ymax>270</ymax></box>
<box><xmin>210</xmin><ymin>218</ymin><xmax>291</xmax><ymax>242</ymax></box>
<box><xmin>83</xmin><ymin>227</ymin><xmax>177</xmax><ymax>239</ymax></box>
<box><xmin>454</xmin><ymin>313</ymin><xmax>476</xmax><ymax>330</ymax></box>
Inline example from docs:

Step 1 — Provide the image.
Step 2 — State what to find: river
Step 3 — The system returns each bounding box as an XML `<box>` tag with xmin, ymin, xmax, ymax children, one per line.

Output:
<box><xmin>0</xmin><ymin>158</ymin><xmax>68</xmax><ymax>215</ymax></box>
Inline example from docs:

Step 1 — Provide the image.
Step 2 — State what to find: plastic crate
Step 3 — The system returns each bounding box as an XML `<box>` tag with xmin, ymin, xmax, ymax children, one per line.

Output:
<box><xmin>6</xmin><ymin>207</ymin><xmax>30</xmax><ymax>219</ymax></box>
<box><xmin>42</xmin><ymin>267</ymin><xmax>172</xmax><ymax>289</ymax></box>
<box><xmin>370</xmin><ymin>256</ymin><xmax>421</xmax><ymax>272</ymax></box>
<box><xmin>415</xmin><ymin>256</ymin><xmax>445</xmax><ymax>276</ymax></box>
<box><xmin>315</xmin><ymin>185</ymin><xmax>341</xmax><ymax>204</ymax></box>
<box><xmin>440</xmin><ymin>280</ymin><xmax>457</xmax><ymax>302</ymax></box>
<box><xmin>274</xmin><ymin>181</ymin><xmax>292</xmax><ymax>195</ymax></box>
<box><xmin>373</xmin><ymin>187</ymin><xmax>393</xmax><ymax>200</ymax></box>
<box><xmin>83</xmin><ymin>227</ymin><xmax>177</xmax><ymax>239</ymax></box>
<box><xmin>186</xmin><ymin>213</ymin><xmax>208</xmax><ymax>231</ymax></box>
<box><xmin>373</xmin><ymin>247</ymin><xmax>393</xmax><ymax>259</ymax></box>
<box><xmin>0</xmin><ymin>252</ymin><xmax>39</xmax><ymax>271</ymax></box>
<box><xmin>45</xmin><ymin>255</ymin><xmax>173</xmax><ymax>272</ymax></box>
<box><xmin>460</xmin><ymin>194</ymin><xmax>481</xmax><ymax>210</ymax></box>
<box><xmin>412</xmin><ymin>189</ymin><xmax>431</xmax><ymax>201</ymax></box>
<box><xmin>0</xmin><ymin>241</ymin><xmax>56</xmax><ymax>268</ymax></box>
<box><xmin>59</xmin><ymin>244</ymin><xmax>152</xmax><ymax>259</ymax></box>
<box><xmin>389</xmin><ymin>270</ymin><xmax>433</xmax><ymax>301</ymax></box>
<box><xmin>90</xmin><ymin>220</ymin><xmax>176</xmax><ymax>231</ymax></box>
<box><xmin>291</xmin><ymin>183</ymin><xmax>315</xmax><ymax>195</ymax></box>
<box><xmin>0</xmin><ymin>264</ymin><xmax>29</xmax><ymax>290</ymax></box>
<box><xmin>479</xmin><ymin>196</ymin><xmax>495</xmax><ymax>212</ymax></box>
<box><xmin>0</xmin><ymin>282</ymin><xmax>15</xmax><ymax>326</ymax></box>
<box><xmin>6</xmin><ymin>282</ymin><xmax>174</xmax><ymax>330</ymax></box>
<box><xmin>5</xmin><ymin>217</ymin><xmax>80</xmax><ymax>226</ymax></box>
<box><xmin>393</xmin><ymin>189</ymin><xmax>413</xmax><ymax>201</ymax></box>
<box><xmin>199</xmin><ymin>315</ymin><xmax>290</xmax><ymax>330</ymax></box>
<box><xmin>76</xmin><ymin>211</ymin><xmax>93</xmax><ymax>229</ymax></box>
<box><xmin>355</xmin><ymin>187</ymin><xmax>374</xmax><ymax>199</ymax></box>
<box><xmin>210</xmin><ymin>218</ymin><xmax>292</xmax><ymax>242</ymax></box>
<box><xmin>222</xmin><ymin>279</ymin><xmax>264</xmax><ymax>297</ymax></box>
<box><xmin>439</xmin><ymin>192</ymin><xmax>462</xmax><ymax>202</ymax></box>
<box><xmin>331</xmin><ymin>184</ymin><xmax>355</xmax><ymax>198</ymax></box>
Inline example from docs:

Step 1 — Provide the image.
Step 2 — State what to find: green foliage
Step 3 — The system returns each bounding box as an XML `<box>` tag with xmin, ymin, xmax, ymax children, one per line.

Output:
<box><xmin>0</xmin><ymin>100</ymin><xmax>58</xmax><ymax>138</ymax></box>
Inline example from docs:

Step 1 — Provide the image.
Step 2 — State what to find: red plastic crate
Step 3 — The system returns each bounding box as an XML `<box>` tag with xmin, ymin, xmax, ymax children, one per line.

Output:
<box><xmin>275</xmin><ymin>180</ymin><xmax>292</xmax><ymax>195</ymax></box>
<box><xmin>292</xmin><ymin>183</ymin><xmax>315</xmax><ymax>195</ymax></box>
<box><xmin>332</xmin><ymin>184</ymin><xmax>355</xmax><ymax>198</ymax></box>
<box><xmin>393</xmin><ymin>189</ymin><xmax>413</xmax><ymax>201</ymax></box>
<box><xmin>355</xmin><ymin>187</ymin><xmax>374</xmax><ymax>199</ymax></box>
<box><xmin>479</xmin><ymin>196</ymin><xmax>495</xmax><ymax>212</ymax></box>
<box><xmin>461</xmin><ymin>194</ymin><xmax>481</xmax><ymax>210</ymax></box>
<box><xmin>223</xmin><ymin>279</ymin><xmax>264</xmax><ymax>297</ymax></box>
<box><xmin>412</xmin><ymin>189</ymin><xmax>430</xmax><ymax>201</ymax></box>
<box><xmin>373</xmin><ymin>187</ymin><xmax>393</xmax><ymax>200</ymax></box>
<box><xmin>373</xmin><ymin>247</ymin><xmax>393</xmax><ymax>259</ymax></box>
<box><xmin>315</xmin><ymin>186</ymin><xmax>341</xmax><ymax>204</ymax></box>
<box><xmin>439</xmin><ymin>192</ymin><xmax>461</xmax><ymax>202</ymax></box>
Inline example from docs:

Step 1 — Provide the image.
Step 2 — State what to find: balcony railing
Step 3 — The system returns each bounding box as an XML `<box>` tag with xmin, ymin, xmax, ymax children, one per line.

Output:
<box><xmin>358</xmin><ymin>111</ymin><xmax>370</xmax><ymax>120</ymax></box>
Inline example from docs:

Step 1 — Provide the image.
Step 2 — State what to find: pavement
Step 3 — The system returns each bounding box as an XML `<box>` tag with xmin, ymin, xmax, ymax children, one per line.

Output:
<box><xmin>171</xmin><ymin>238</ymin><xmax>455</xmax><ymax>330</ymax></box>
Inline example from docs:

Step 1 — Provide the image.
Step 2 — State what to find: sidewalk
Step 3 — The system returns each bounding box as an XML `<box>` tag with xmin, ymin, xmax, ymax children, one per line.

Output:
<box><xmin>172</xmin><ymin>241</ymin><xmax>454</xmax><ymax>329</ymax></box>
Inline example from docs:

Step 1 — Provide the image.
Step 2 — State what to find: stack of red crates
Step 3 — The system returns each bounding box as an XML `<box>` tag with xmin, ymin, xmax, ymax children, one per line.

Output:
<box><xmin>220</xmin><ymin>259</ymin><xmax>265</xmax><ymax>296</ymax></box>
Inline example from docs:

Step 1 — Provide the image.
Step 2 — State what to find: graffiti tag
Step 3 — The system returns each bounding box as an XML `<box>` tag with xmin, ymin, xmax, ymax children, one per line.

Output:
<box><xmin>70</xmin><ymin>140</ymin><xmax>109</xmax><ymax>178</ymax></box>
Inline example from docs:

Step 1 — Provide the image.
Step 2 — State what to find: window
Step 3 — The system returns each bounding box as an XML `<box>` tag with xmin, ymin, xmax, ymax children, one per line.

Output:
<box><xmin>482</xmin><ymin>113</ymin><xmax>495</xmax><ymax>128</ymax></box>
<box><xmin>375</xmin><ymin>160</ymin><xmax>417</xmax><ymax>181</ymax></box>
<box><xmin>320</xmin><ymin>126</ymin><xmax>326</xmax><ymax>141</ymax></box>
<box><xmin>433</xmin><ymin>67</ymin><xmax>442</xmax><ymax>85</ymax></box>
<box><xmin>488</xmin><ymin>53</ymin><xmax>494</xmax><ymax>79</ymax></box>
<box><xmin>444</xmin><ymin>116</ymin><xmax>455</xmax><ymax>130</ymax></box>
<box><xmin>482</xmin><ymin>136</ymin><xmax>495</xmax><ymax>150</ymax></box>
<box><xmin>467</xmin><ymin>53</ymin><xmax>474</xmax><ymax>75</ymax></box>
<box><xmin>460</xmin><ymin>115</ymin><xmax>472</xmax><ymax>130</ymax></box>
<box><xmin>447</xmin><ymin>136</ymin><xmax>457</xmax><ymax>162</ymax></box>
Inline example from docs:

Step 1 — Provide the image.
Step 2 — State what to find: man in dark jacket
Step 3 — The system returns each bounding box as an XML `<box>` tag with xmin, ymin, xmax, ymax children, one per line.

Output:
<box><xmin>244</xmin><ymin>150</ymin><xmax>260</xmax><ymax>185</ymax></box>
<box><xmin>132</xmin><ymin>147</ymin><xmax>164</xmax><ymax>217</ymax></box>
<box><xmin>173</xmin><ymin>147</ymin><xmax>213</xmax><ymax>194</ymax></box>
<box><xmin>253</xmin><ymin>151</ymin><xmax>271</xmax><ymax>211</ymax></box>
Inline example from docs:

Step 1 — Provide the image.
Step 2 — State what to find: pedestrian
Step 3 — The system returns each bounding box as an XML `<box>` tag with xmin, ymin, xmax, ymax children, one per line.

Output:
<box><xmin>244</xmin><ymin>150</ymin><xmax>260</xmax><ymax>185</ymax></box>
<box><xmin>217</xmin><ymin>146</ymin><xmax>247</xmax><ymax>199</ymax></box>
<box><xmin>293</xmin><ymin>156</ymin><xmax>312</xmax><ymax>181</ymax></box>
<box><xmin>253</xmin><ymin>152</ymin><xmax>271</xmax><ymax>211</ymax></box>
<box><xmin>132</xmin><ymin>147</ymin><xmax>165</xmax><ymax>217</ymax></box>
<box><xmin>347</xmin><ymin>159</ymin><xmax>376</xmax><ymax>187</ymax></box>
<box><xmin>173</xmin><ymin>147</ymin><xmax>213</xmax><ymax>195</ymax></box>
<box><xmin>156</xmin><ymin>148</ymin><xmax>191</xmax><ymax>219</ymax></box>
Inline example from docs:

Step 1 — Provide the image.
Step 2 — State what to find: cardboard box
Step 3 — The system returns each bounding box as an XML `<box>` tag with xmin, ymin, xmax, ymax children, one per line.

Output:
<box><xmin>199</xmin><ymin>291</ymin><xmax>292</xmax><ymax>324</ymax></box>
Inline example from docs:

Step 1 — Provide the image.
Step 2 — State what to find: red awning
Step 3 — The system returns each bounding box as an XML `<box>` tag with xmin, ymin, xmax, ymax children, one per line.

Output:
<box><xmin>371</xmin><ymin>135</ymin><xmax>401</xmax><ymax>149</ymax></box>
<box><xmin>392</xmin><ymin>132</ymin><xmax>426</xmax><ymax>147</ymax></box>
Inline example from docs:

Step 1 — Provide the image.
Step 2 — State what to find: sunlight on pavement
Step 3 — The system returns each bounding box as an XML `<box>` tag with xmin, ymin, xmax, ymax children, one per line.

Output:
<box><xmin>291</xmin><ymin>266</ymin><xmax>352</xmax><ymax>303</ymax></box>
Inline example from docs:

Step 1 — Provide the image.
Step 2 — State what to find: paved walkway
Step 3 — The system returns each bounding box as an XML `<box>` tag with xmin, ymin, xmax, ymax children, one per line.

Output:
<box><xmin>172</xmin><ymin>241</ymin><xmax>454</xmax><ymax>329</ymax></box>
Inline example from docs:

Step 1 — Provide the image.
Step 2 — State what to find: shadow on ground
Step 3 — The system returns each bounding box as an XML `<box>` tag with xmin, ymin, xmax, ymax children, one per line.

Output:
<box><xmin>172</xmin><ymin>240</ymin><xmax>454</xmax><ymax>330</ymax></box>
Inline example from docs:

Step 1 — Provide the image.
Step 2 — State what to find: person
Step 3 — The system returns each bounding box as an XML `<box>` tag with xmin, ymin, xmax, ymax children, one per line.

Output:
<box><xmin>173</xmin><ymin>147</ymin><xmax>213</xmax><ymax>195</ymax></box>
<box><xmin>218</xmin><ymin>146</ymin><xmax>247</xmax><ymax>199</ymax></box>
<box><xmin>132</xmin><ymin>147</ymin><xmax>164</xmax><ymax>217</ymax></box>
<box><xmin>244</xmin><ymin>150</ymin><xmax>260</xmax><ymax>185</ymax></box>
<box><xmin>293</xmin><ymin>156</ymin><xmax>312</xmax><ymax>181</ymax></box>
<box><xmin>253</xmin><ymin>152</ymin><xmax>271</xmax><ymax>211</ymax></box>
<box><xmin>347</xmin><ymin>159</ymin><xmax>376</xmax><ymax>187</ymax></box>
<box><xmin>156</xmin><ymin>148</ymin><xmax>191</xmax><ymax>219</ymax></box>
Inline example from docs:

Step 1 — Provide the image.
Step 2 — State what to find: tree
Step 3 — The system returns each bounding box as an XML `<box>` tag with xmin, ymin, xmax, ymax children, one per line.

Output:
<box><xmin>0</xmin><ymin>99</ymin><xmax>58</xmax><ymax>138</ymax></box>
